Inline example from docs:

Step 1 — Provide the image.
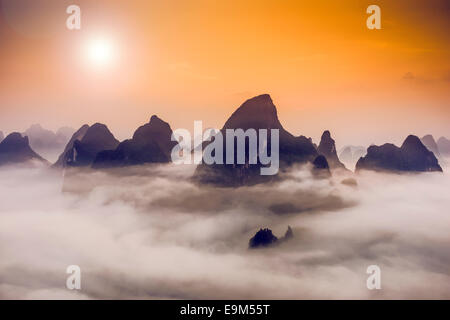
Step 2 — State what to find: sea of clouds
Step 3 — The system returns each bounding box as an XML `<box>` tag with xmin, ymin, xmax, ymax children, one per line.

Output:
<box><xmin>1</xmin><ymin>162</ymin><xmax>450</xmax><ymax>299</ymax></box>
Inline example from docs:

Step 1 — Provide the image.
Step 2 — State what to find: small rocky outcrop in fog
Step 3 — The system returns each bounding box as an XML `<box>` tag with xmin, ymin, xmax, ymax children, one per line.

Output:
<box><xmin>249</xmin><ymin>226</ymin><xmax>294</xmax><ymax>249</ymax></box>
<box><xmin>283</xmin><ymin>226</ymin><xmax>293</xmax><ymax>240</ymax></box>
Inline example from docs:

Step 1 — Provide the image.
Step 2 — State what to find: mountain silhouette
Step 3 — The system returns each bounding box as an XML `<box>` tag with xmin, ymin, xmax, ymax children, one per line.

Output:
<box><xmin>283</xmin><ymin>226</ymin><xmax>294</xmax><ymax>240</ymax></box>
<box><xmin>437</xmin><ymin>137</ymin><xmax>450</xmax><ymax>156</ymax></box>
<box><xmin>222</xmin><ymin>94</ymin><xmax>317</xmax><ymax>164</ymax></box>
<box><xmin>60</xmin><ymin>123</ymin><xmax>119</xmax><ymax>167</ymax></box>
<box><xmin>356</xmin><ymin>135</ymin><xmax>442</xmax><ymax>173</ymax></box>
<box><xmin>249</xmin><ymin>226</ymin><xmax>294</xmax><ymax>249</ymax></box>
<box><xmin>317</xmin><ymin>130</ymin><xmax>346</xmax><ymax>170</ymax></box>
<box><xmin>0</xmin><ymin>132</ymin><xmax>49</xmax><ymax>166</ymax></box>
<box><xmin>0</xmin><ymin>131</ymin><xmax>4</xmax><ymax>143</ymax></box>
<box><xmin>93</xmin><ymin>115</ymin><xmax>177</xmax><ymax>168</ymax></box>
<box><xmin>421</xmin><ymin>135</ymin><xmax>440</xmax><ymax>158</ymax></box>
<box><xmin>193</xmin><ymin>94</ymin><xmax>318</xmax><ymax>186</ymax></box>
<box><xmin>249</xmin><ymin>228</ymin><xmax>278</xmax><ymax>248</ymax></box>
<box><xmin>53</xmin><ymin>125</ymin><xmax>90</xmax><ymax>168</ymax></box>
<box><xmin>223</xmin><ymin>94</ymin><xmax>283</xmax><ymax>130</ymax></box>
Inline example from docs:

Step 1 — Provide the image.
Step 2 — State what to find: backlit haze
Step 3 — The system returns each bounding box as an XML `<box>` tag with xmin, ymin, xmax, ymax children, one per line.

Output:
<box><xmin>0</xmin><ymin>0</ymin><xmax>449</xmax><ymax>147</ymax></box>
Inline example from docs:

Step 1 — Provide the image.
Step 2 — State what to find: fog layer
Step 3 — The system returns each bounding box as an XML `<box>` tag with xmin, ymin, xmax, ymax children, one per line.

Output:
<box><xmin>1</xmin><ymin>164</ymin><xmax>449</xmax><ymax>299</ymax></box>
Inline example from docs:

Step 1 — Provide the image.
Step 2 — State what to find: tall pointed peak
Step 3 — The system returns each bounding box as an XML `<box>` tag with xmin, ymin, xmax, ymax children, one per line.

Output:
<box><xmin>319</xmin><ymin>130</ymin><xmax>335</xmax><ymax>148</ymax></box>
<box><xmin>150</xmin><ymin>114</ymin><xmax>162</xmax><ymax>123</ymax></box>
<box><xmin>81</xmin><ymin>124</ymin><xmax>90</xmax><ymax>129</ymax></box>
<box><xmin>132</xmin><ymin>115</ymin><xmax>173</xmax><ymax>144</ymax></box>
<box><xmin>401</xmin><ymin>135</ymin><xmax>425</xmax><ymax>150</ymax></box>
<box><xmin>89</xmin><ymin>123</ymin><xmax>109</xmax><ymax>131</ymax></box>
<box><xmin>317</xmin><ymin>130</ymin><xmax>345</xmax><ymax>170</ymax></box>
<box><xmin>235</xmin><ymin>94</ymin><xmax>275</xmax><ymax>113</ymax></box>
<box><xmin>321</xmin><ymin>130</ymin><xmax>331</xmax><ymax>140</ymax></box>
<box><xmin>149</xmin><ymin>115</ymin><xmax>171</xmax><ymax>129</ymax></box>
<box><xmin>245</xmin><ymin>94</ymin><xmax>273</xmax><ymax>104</ymax></box>
<box><xmin>81</xmin><ymin>123</ymin><xmax>118</xmax><ymax>145</ymax></box>
<box><xmin>223</xmin><ymin>94</ymin><xmax>282</xmax><ymax>130</ymax></box>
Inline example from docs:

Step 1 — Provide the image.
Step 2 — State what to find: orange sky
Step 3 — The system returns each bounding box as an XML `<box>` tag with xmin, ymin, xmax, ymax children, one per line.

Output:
<box><xmin>0</xmin><ymin>0</ymin><xmax>449</xmax><ymax>147</ymax></box>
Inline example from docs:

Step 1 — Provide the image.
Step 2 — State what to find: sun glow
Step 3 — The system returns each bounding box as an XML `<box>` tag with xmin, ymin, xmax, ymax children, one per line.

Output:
<box><xmin>85</xmin><ymin>37</ymin><xmax>116</xmax><ymax>68</ymax></box>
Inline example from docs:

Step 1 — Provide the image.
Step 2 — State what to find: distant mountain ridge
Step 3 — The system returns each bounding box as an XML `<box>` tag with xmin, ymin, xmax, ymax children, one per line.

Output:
<box><xmin>23</xmin><ymin>124</ymin><xmax>75</xmax><ymax>160</ymax></box>
<box><xmin>2</xmin><ymin>94</ymin><xmax>446</xmax><ymax>177</ymax></box>
<box><xmin>356</xmin><ymin>135</ymin><xmax>442</xmax><ymax>173</ymax></box>
<box><xmin>93</xmin><ymin>115</ymin><xmax>177</xmax><ymax>168</ymax></box>
<box><xmin>438</xmin><ymin>137</ymin><xmax>450</xmax><ymax>156</ymax></box>
<box><xmin>421</xmin><ymin>135</ymin><xmax>440</xmax><ymax>158</ymax></box>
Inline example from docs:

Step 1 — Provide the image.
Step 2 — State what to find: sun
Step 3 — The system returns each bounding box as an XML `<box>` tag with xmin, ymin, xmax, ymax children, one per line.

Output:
<box><xmin>85</xmin><ymin>37</ymin><xmax>116</xmax><ymax>68</ymax></box>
